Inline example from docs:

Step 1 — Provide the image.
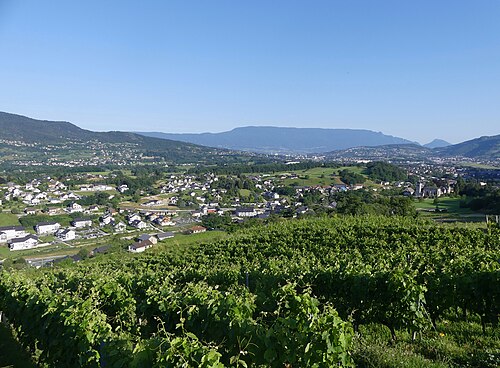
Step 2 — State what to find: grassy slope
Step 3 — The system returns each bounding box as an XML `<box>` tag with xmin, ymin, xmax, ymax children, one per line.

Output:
<box><xmin>0</xmin><ymin>213</ymin><xmax>20</xmax><ymax>227</ymax></box>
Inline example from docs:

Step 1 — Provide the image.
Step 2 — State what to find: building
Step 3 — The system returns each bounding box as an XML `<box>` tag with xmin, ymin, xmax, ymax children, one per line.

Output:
<box><xmin>130</xmin><ymin>220</ymin><xmax>147</xmax><ymax>229</ymax></box>
<box><xmin>56</xmin><ymin>229</ymin><xmax>76</xmax><ymax>241</ymax></box>
<box><xmin>137</xmin><ymin>234</ymin><xmax>158</xmax><ymax>244</ymax></box>
<box><xmin>128</xmin><ymin>240</ymin><xmax>153</xmax><ymax>253</ymax></box>
<box><xmin>8</xmin><ymin>235</ymin><xmax>39</xmax><ymax>251</ymax></box>
<box><xmin>66</xmin><ymin>202</ymin><xmax>83</xmax><ymax>213</ymax></box>
<box><xmin>235</xmin><ymin>207</ymin><xmax>257</xmax><ymax>217</ymax></box>
<box><xmin>35</xmin><ymin>222</ymin><xmax>61</xmax><ymax>235</ymax></box>
<box><xmin>188</xmin><ymin>226</ymin><xmax>207</xmax><ymax>234</ymax></box>
<box><xmin>72</xmin><ymin>218</ymin><xmax>92</xmax><ymax>228</ymax></box>
<box><xmin>157</xmin><ymin>232</ymin><xmax>174</xmax><ymax>241</ymax></box>
<box><xmin>0</xmin><ymin>226</ymin><xmax>27</xmax><ymax>243</ymax></box>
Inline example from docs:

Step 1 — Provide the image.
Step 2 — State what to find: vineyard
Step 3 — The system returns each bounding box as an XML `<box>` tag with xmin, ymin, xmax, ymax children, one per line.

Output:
<box><xmin>0</xmin><ymin>216</ymin><xmax>499</xmax><ymax>367</ymax></box>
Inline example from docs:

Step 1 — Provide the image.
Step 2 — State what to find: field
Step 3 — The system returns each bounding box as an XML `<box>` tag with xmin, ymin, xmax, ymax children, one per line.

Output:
<box><xmin>0</xmin><ymin>212</ymin><xmax>21</xmax><ymax>227</ymax></box>
<box><xmin>0</xmin><ymin>216</ymin><xmax>498</xmax><ymax>367</ymax></box>
<box><xmin>275</xmin><ymin>166</ymin><xmax>368</xmax><ymax>187</ymax></box>
<box><xmin>414</xmin><ymin>197</ymin><xmax>486</xmax><ymax>222</ymax></box>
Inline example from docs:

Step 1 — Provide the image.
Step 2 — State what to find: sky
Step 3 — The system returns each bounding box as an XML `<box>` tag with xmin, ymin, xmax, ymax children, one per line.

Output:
<box><xmin>0</xmin><ymin>1</ymin><xmax>499</xmax><ymax>144</ymax></box>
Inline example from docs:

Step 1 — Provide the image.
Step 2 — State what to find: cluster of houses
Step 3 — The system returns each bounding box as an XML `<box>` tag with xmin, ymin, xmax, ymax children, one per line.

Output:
<box><xmin>2</xmin><ymin>179</ymin><xmax>80</xmax><ymax>206</ymax></box>
<box><xmin>0</xmin><ymin>217</ymin><xmax>95</xmax><ymax>251</ymax></box>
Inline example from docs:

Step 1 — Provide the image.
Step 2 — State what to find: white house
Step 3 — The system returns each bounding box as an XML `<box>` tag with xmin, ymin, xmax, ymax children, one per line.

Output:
<box><xmin>128</xmin><ymin>213</ymin><xmax>142</xmax><ymax>223</ymax></box>
<box><xmin>67</xmin><ymin>202</ymin><xmax>83</xmax><ymax>213</ymax></box>
<box><xmin>0</xmin><ymin>226</ymin><xmax>27</xmax><ymax>243</ymax></box>
<box><xmin>36</xmin><ymin>222</ymin><xmax>61</xmax><ymax>235</ymax></box>
<box><xmin>130</xmin><ymin>220</ymin><xmax>147</xmax><ymax>229</ymax></box>
<box><xmin>56</xmin><ymin>229</ymin><xmax>76</xmax><ymax>241</ymax></box>
<box><xmin>114</xmin><ymin>221</ymin><xmax>127</xmax><ymax>232</ymax></box>
<box><xmin>8</xmin><ymin>235</ymin><xmax>39</xmax><ymax>251</ymax></box>
<box><xmin>72</xmin><ymin>218</ymin><xmax>92</xmax><ymax>228</ymax></box>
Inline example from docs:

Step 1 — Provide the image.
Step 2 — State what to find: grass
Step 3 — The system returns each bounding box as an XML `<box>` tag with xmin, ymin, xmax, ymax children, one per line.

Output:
<box><xmin>0</xmin><ymin>213</ymin><xmax>20</xmax><ymax>227</ymax></box>
<box><xmin>413</xmin><ymin>197</ymin><xmax>486</xmax><ymax>222</ymax></box>
<box><xmin>275</xmin><ymin>166</ymin><xmax>354</xmax><ymax>187</ymax></box>
<box><xmin>152</xmin><ymin>230</ymin><xmax>228</xmax><ymax>253</ymax></box>
<box><xmin>239</xmin><ymin>188</ymin><xmax>251</xmax><ymax>197</ymax></box>
<box><xmin>353</xmin><ymin>316</ymin><xmax>500</xmax><ymax>368</ymax></box>
<box><xmin>0</xmin><ymin>324</ymin><xmax>36</xmax><ymax>368</ymax></box>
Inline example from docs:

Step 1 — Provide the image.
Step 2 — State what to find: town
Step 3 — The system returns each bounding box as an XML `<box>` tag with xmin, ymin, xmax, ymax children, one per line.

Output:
<box><xmin>1</xmin><ymin>159</ymin><xmax>498</xmax><ymax>268</ymax></box>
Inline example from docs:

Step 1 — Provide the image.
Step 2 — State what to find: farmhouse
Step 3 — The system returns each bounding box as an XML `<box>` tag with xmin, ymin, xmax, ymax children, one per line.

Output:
<box><xmin>8</xmin><ymin>235</ymin><xmax>39</xmax><ymax>251</ymax></box>
<box><xmin>35</xmin><ymin>222</ymin><xmax>61</xmax><ymax>235</ymax></box>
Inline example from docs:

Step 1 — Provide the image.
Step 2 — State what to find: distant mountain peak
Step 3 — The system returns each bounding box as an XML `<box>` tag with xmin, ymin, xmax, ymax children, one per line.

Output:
<box><xmin>423</xmin><ymin>139</ymin><xmax>451</xmax><ymax>149</ymax></box>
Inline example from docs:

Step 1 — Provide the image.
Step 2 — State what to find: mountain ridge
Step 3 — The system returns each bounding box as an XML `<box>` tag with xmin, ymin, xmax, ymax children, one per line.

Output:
<box><xmin>137</xmin><ymin>126</ymin><xmax>417</xmax><ymax>154</ymax></box>
<box><xmin>0</xmin><ymin>111</ymin><xmax>249</xmax><ymax>165</ymax></box>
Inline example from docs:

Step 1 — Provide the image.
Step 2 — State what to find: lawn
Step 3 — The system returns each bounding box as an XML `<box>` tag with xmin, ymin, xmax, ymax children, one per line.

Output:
<box><xmin>413</xmin><ymin>197</ymin><xmax>486</xmax><ymax>222</ymax></box>
<box><xmin>0</xmin><ymin>213</ymin><xmax>21</xmax><ymax>227</ymax></box>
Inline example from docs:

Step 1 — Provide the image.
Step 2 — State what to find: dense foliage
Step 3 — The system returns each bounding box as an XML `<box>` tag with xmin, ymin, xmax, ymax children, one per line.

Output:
<box><xmin>0</xmin><ymin>216</ymin><xmax>499</xmax><ymax>367</ymax></box>
<box><xmin>365</xmin><ymin>161</ymin><xmax>407</xmax><ymax>182</ymax></box>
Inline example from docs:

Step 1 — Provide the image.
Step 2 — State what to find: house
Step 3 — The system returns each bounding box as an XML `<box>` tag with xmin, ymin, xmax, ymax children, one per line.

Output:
<box><xmin>100</xmin><ymin>213</ymin><xmax>114</xmax><ymax>225</ymax></box>
<box><xmin>24</xmin><ymin>207</ymin><xmax>37</xmax><ymax>215</ymax></box>
<box><xmin>72</xmin><ymin>218</ymin><xmax>92</xmax><ymax>228</ymax></box>
<box><xmin>188</xmin><ymin>225</ymin><xmax>207</xmax><ymax>234</ymax></box>
<box><xmin>402</xmin><ymin>188</ymin><xmax>415</xmax><ymax>197</ymax></box>
<box><xmin>114</xmin><ymin>221</ymin><xmax>127</xmax><ymax>232</ymax></box>
<box><xmin>128</xmin><ymin>213</ymin><xmax>142</xmax><ymax>223</ymax></box>
<box><xmin>117</xmin><ymin>184</ymin><xmax>129</xmax><ymax>193</ymax></box>
<box><xmin>67</xmin><ymin>202</ymin><xmax>83</xmax><ymax>213</ymax></box>
<box><xmin>128</xmin><ymin>240</ymin><xmax>154</xmax><ymax>253</ymax></box>
<box><xmin>155</xmin><ymin>216</ymin><xmax>175</xmax><ymax>226</ymax></box>
<box><xmin>157</xmin><ymin>232</ymin><xmax>174</xmax><ymax>241</ymax></box>
<box><xmin>88</xmin><ymin>205</ymin><xmax>100</xmax><ymax>212</ymax></box>
<box><xmin>137</xmin><ymin>234</ymin><xmax>158</xmax><ymax>244</ymax></box>
<box><xmin>35</xmin><ymin>222</ymin><xmax>61</xmax><ymax>235</ymax></box>
<box><xmin>56</xmin><ymin>229</ymin><xmax>76</xmax><ymax>241</ymax></box>
<box><xmin>8</xmin><ymin>235</ymin><xmax>39</xmax><ymax>251</ymax></box>
<box><xmin>235</xmin><ymin>207</ymin><xmax>257</xmax><ymax>217</ymax></box>
<box><xmin>0</xmin><ymin>226</ymin><xmax>27</xmax><ymax>243</ymax></box>
<box><xmin>130</xmin><ymin>220</ymin><xmax>147</xmax><ymax>229</ymax></box>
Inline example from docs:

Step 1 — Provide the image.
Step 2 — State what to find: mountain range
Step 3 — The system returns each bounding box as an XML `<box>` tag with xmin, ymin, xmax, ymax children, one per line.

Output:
<box><xmin>0</xmin><ymin>111</ymin><xmax>247</xmax><ymax>165</ymax></box>
<box><xmin>138</xmin><ymin>127</ymin><xmax>417</xmax><ymax>154</ymax></box>
<box><xmin>0</xmin><ymin>111</ymin><xmax>499</xmax><ymax>163</ymax></box>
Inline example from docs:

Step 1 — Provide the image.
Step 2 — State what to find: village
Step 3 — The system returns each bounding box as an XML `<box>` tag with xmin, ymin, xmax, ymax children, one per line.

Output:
<box><xmin>0</xmin><ymin>160</ymin><xmax>471</xmax><ymax>267</ymax></box>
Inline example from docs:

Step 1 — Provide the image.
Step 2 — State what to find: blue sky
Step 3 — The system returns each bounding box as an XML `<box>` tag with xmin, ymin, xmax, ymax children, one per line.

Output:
<box><xmin>0</xmin><ymin>1</ymin><xmax>499</xmax><ymax>144</ymax></box>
